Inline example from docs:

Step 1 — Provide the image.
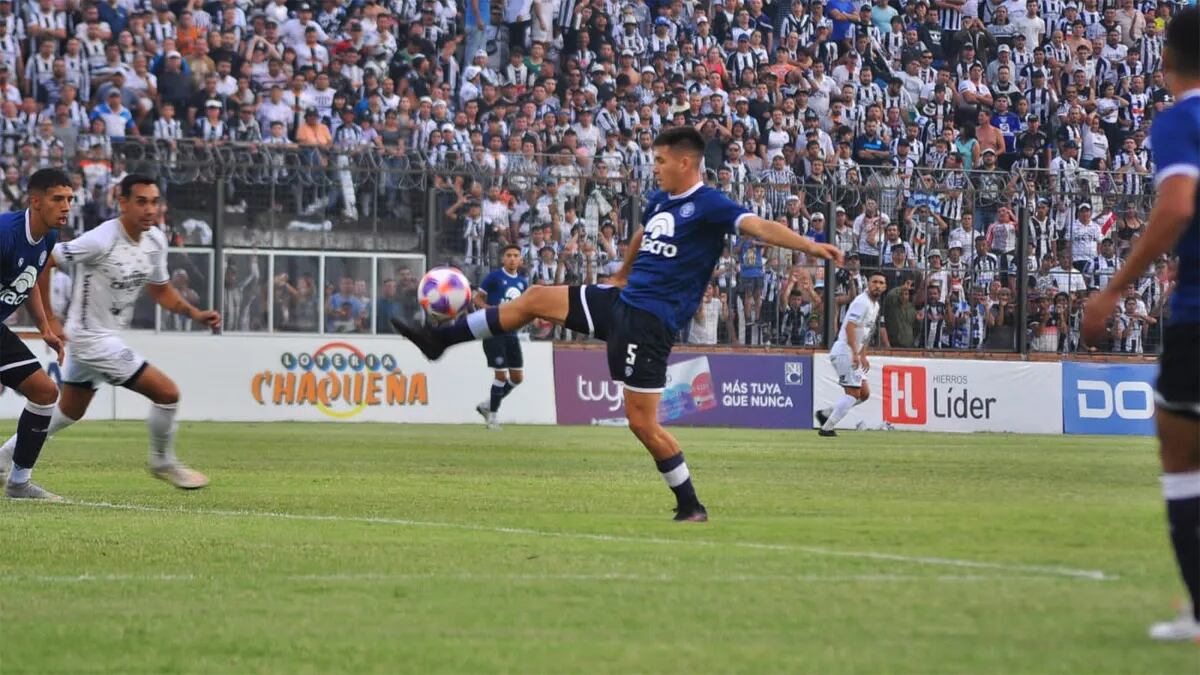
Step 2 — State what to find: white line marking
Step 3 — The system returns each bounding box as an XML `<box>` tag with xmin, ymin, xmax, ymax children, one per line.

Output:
<box><xmin>0</xmin><ymin>572</ymin><xmax>1047</xmax><ymax>584</ymax></box>
<box><xmin>57</xmin><ymin>500</ymin><xmax>1115</xmax><ymax>582</ymax></box>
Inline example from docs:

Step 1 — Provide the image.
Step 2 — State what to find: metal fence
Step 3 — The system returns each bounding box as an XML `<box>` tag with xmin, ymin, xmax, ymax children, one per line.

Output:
<box><xmin>9</xmin><ymin>139</ymin><xmax>1165</xmax><ymax>356</ymax></box>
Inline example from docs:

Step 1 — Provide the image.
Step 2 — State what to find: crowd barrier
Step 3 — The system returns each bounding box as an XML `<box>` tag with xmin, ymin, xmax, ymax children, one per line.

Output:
<box><xmin>0</xmin><ymin>335</ymin><xmax>1156</xmax><ymax>435</ymax></box>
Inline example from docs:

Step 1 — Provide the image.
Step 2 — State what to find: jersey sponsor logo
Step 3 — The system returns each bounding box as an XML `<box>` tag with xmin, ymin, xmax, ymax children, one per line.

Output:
<box><xmin>503</xmin><ymin>286</ymin><xmax>522</xmax><ymax>303</ymax></box>
<box><xmin>110</xmin><ymin>272</ymin><xmax>151</xmax><ymax>292</ymax></box>
<box><xmin>0</xmin><ymin>265</ymin><xmax>38</xmax><ymax>306</ymax></box>
<box><xmin>250</xmin><ymin>341</ymin><xmax>428</xmax><ymax>419</ymax></box>
<box><xmin>640</xmin><ymin>212</ymin><xmax>678</xmax><ymax>258</ymax></box>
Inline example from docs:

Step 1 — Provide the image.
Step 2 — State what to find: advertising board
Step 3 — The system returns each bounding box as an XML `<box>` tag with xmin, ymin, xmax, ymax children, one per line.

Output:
<box><xmin>813</xmin><ymin>354</ymin><xmax>1063</xmax><ymax>433</ymax></box>
<box><xmin>554</xmin><ymin>348</ymin><xmax>812</xmax><ymax>428</ymax></box>
<box><xmin>1062</xmin><ymin>362</ymin><xmax>1156</xmax><ymax>435</ymax></box>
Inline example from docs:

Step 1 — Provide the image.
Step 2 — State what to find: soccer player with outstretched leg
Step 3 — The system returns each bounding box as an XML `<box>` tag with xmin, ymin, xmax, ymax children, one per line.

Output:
<box><xmin>474</xmin><ymin>245</ymin><xmax>529</xmax><ymax>430</ymax></box>
<box><xmin>815</xmin><ymin>273</ymin><xmax>886</xmax><ymax>436</ymax></box>
<box><xmin>0</xmin><ymin>169</ymin><xmax>70</xmax><ymax>500</ymax></box>
<box><xmin>1082</xmin><ymin>8</ymin><xmax>1200</xmax><ymax>642</ymax></box>
<box><xmin>394</xmin><ymin>127</ymin><xmax>843</xmax><ymax>521</ymax></box>
<box><xmin>0</xmin><ymin>175</ymin><xmax>220</xmax><ymax>491</ymax></box>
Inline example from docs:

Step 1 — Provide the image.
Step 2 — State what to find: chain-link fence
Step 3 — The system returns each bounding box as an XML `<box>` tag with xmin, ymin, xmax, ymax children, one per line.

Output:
<box><xmin>10</xmin><ymin>139</ymin><xmax>1166</xmax><ymax>355</ymax></box>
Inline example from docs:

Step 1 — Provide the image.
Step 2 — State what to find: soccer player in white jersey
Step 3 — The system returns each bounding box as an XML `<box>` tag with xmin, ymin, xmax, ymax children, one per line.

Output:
<box><xmin>815</xmin><ymin>272</ymin><xmax>886</xmax><ymax>436</ymax></box>
<box><xmin>0</xmin><ymin>175</ymin><xmax>221</xmax><ymax>490</ymax></box>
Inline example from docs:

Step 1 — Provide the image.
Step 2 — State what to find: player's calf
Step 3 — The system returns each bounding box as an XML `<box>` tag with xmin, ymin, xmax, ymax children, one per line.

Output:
<box><xmin>626</xmin><ymin>392</ymin><xmax>706</xmax><ymax>521</ymax></box>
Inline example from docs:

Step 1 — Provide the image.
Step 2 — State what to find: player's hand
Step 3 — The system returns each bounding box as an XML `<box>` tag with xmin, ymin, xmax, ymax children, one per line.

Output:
<box><xmin>192</xmin><ymin>309</ymin><xmax>222</xmax><ymax>330</ymax></box>
<box><xmin>608</xmin><ymin>271</ymin><xmax>628</xmax><ymax>288</ymax></box>
<box><xmin>808</xmin><ymin>242</ymin><xmax>844</xmax><ymax>265</ymax></box>
<box><xmin>1082</xmin><ymin>289</ymin><xmax>1119</xmax><ymax>345</ymax></box>
<box><xmin>859</xmin><ymin>354</ymin><xmax>870</xmax><ymax>373</ymax></box>
<box><xmin>41</xmin><ymin>330</ymin><xmax>64</xmax><ymax>365</ymax></box>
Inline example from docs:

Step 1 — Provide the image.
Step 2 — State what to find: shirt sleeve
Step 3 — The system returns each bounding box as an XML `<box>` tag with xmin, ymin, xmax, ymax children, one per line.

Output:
<box><xmin>149</xmin><ymin>231</ymin><xmax>169</xmax><ymax>285</ymax></box>
<box><xmin>1151</xmin><ymin>107</ymin><xmax>1200</xmax><ymax>187</ymax></box>
<box><xmin>706</xmin><ymin>191</ymin><xmax>753</xmax><ymax>235</ymax></box>
<box><xmin>845</xmin><ymin>296</ymin><xmax>866</xmax><ymax>325</ymax></box>
<box><xmin>52</xmin><ymin>225</ymin><xmax>109</xmax><ymax>266</ymax></box>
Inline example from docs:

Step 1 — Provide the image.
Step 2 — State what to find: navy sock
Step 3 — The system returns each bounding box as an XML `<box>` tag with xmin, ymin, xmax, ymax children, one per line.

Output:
<box><xmin>431</xmin><ymin>307</ymin><xmax>505</xmax><ymax>347</ymax></box>
<box><xmin>655</xmin><ymin>453</ymin><xmax>700</xmax><ymax>510</ymax></box>
<box><xmin>501</xmin><ymin>381</ymin><xmax>515</xmax><ymax>399</ymax></box>
<box><xmin>489</xmin><ymin>382</ymin><xmax>505</xmax><ymax>413</ymax></box>
<box><xmin>11</xmin><ymin>402</ymin><xmax>54</xmax><ymax>481</ymax></box>
<box><xmin>1166</xmin><ymin>495</ymin><xmax>1200</xmax><ymax>621</ymax></box>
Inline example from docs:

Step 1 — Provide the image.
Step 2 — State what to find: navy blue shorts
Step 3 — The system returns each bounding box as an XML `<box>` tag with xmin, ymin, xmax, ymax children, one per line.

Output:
<box><xmin>482</xmin><ymin>334</ymin><xmax>523</xmax><ymax>370</ymax></box>
<box><xmin>0</xmin><ymin>324</ymin><xmax>41</xmax><ymax>389</ymax></box>
<box><xmin>564</xmin><ymin>285</ymin><xmax>674</xmax><ymax>392</ymax></box>
<box><xmin>1157</xmin><ymin>323</ymin><xmax>1199</xmax><ymax>420</ymax></box>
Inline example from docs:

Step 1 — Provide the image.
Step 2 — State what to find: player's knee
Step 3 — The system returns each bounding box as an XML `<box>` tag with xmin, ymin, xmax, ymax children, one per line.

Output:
<box><xmin>509</xmin><ymin>371</ymin><xmax>524</xmax><ymax>385</ymax></box>
<box><xmin>493</xmin><ymin>371</ymin><xmax>508</xmax><ymax>383</ymax></box>
<box><xmin>152</xmin><ymin>383</ymin><xmax>180</xmax><ymax>406</ymax></box>
<box><xmin>25</xmin><ymin>378</ymin><xmax>58</xmax><ymax>406</ymax></box>
<box><xmin>626</xmin><ymin>411</ymin><xmax>659</xmax><ymax>442</ymax></box>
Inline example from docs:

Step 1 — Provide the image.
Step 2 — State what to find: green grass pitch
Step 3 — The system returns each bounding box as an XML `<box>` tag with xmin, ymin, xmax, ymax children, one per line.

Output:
<box><xmin>0</xmin><ymin>422</ymin><xmax>1194</xmax><ymax>673</ymax></box>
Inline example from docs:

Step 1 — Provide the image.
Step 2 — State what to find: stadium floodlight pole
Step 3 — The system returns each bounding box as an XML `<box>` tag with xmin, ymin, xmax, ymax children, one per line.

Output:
<box><xmin>1015</xmin><ymin>200</ymin><xmax>1030</xmax><ymax>354</ymax></box>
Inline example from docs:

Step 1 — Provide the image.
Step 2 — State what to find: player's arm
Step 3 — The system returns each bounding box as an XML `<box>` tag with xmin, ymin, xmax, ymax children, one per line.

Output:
<box><xmin>608</xmin><ymin>228</ymin><xmax>641</xmax><ymax>289</ymax></box>
<box><xmin>737</xmin><ymin>215</ymin><xmax>844</xmax><ymax>263</ymax></box>
<box><xmin>1083</xmin><ymin>172</ymin><xmax>1196</xmax><ymax>343</ymax></box>
<box><xmin>29</xmin><ymin>259</ymin><xmax>62</xmax><ymax>362</ymax></box>
<box><xmin>146</xmin><ymin>281</ymin><xmax>222</xmax><ymax>329</ymax></box>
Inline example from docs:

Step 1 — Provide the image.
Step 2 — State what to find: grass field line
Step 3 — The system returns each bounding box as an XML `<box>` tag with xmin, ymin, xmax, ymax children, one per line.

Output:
<box><xmin>0</xmin><ymin>572</ymin><xmax>1054</xmax><ymax>585</ymax></box>
<box><xmin>62</xmin><ymin>500</ymin><xmax>1116</xmax><ymax>582</ymax></box>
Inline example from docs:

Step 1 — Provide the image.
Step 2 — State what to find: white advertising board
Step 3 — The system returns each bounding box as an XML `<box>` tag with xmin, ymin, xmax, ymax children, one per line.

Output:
<box><xmin>813</xmin><ymin>354</ymin><xmax>1063</xmax><ymax>434</ymax></box>
<box><xmin>0</xmin><ymin>334</ymin><xmax>556</xmax><ymax>425</ymax></box>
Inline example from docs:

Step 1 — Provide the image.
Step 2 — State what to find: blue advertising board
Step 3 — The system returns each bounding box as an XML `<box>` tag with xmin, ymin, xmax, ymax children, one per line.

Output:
<box><xmin>1063</xmin><ymin>362</ymin><xmax>1157</xmax><ymax>435</ymax></box>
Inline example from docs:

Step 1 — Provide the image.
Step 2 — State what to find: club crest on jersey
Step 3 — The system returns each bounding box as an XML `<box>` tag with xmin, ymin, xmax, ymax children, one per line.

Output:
<box><xmin>640</xmin><ymin>212</ymin><xmax>678</xmax><ymax>258</ymax></box>
<box><xmin>679</xmin><ymin>202</ymin><xmax>695</xmax><ymax>218</ymax></box>
<box><xmin>38</xmin><ymin>251</ymin><xmax>46</xmax><ymax>266</ymax></box>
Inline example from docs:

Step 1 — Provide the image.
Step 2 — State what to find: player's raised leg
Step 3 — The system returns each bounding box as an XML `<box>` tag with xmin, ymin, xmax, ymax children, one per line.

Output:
<box><xmin>125</xmin><ymin>365</ymin><xmax>208</xmax><ymax>489</ymax></box>
<box><xmin>393</xmin><ymin>284</ymin><xmax>571</xmax><ymax>360</ymax></box>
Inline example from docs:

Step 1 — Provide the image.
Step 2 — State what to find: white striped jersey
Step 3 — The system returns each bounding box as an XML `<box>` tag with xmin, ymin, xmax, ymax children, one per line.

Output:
<box><xmin>55</xmin><ymin>218</ymin><xmax>169</xmax><ymax>342</ymax></box>
<box><xmin>153</xmin><ymin>117</ymin><xmax>183</xmax><ymax>140</ymax></box>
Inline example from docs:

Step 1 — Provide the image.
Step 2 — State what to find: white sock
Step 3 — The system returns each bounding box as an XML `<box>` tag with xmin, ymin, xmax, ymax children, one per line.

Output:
<box><xmin>147</xmin><ymin>403</ymin><xmax>179</xmax><ymax>465</ymax></box>
<box><xmin>47</xmin><ymin>407</ymin><xmax>78</xmax><ymax>436</ymax></box>
<box><xmin>823</xmin><ymin>394</ymin><xmax>858</xmax><ymax>430</ymax></box>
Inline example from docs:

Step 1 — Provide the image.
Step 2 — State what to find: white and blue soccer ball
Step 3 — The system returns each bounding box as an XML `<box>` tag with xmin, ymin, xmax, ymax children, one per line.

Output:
<box><xmin>418</xmin><ymin>266</ymin><xmax>472</xmax><ymax>320</ymax></box>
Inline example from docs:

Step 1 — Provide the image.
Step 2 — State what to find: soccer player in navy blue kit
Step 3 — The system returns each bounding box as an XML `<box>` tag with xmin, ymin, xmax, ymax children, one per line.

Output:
<box><xmin>474</xmin><ymin>245</ymin><xmax>528</xmax><ymax>430</ymax></box>
<box><xmin>395</xmin><ymin>127</ymin><xmax>842</xmax><ymax>521</ymax></box>
<box><xmin>0</xmin><ymin>169</ymin><xmax>71</xmax><ymax>501</ymax></box>
<box><xmin>1083</xmin><ymin>8</ymin><xmax>1200</xmax><ymax>642</ymax></box>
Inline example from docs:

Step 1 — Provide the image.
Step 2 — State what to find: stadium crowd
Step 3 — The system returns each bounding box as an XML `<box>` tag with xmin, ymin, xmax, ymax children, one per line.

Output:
<box><xmin>0</xmin><ymin>0</ymin><xmax>1184</xmax><ymax>353</ymax></box>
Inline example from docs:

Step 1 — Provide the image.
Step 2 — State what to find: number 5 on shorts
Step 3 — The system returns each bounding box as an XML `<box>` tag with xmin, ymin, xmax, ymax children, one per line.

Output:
<box><xmin>626</xmin><ymin>344</ymin><xmax>638</xmax><ymax>366</ymax></box>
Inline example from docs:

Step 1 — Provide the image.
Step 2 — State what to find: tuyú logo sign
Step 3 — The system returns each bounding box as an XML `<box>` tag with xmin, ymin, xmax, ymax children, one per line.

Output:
<box><xmin>250</xmin><ymin>342</ymin><xmax>428</xmax><ymax>419</ymax></box>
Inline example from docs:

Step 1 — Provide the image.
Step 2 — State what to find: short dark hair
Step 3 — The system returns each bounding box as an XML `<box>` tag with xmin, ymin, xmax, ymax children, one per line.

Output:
<box><xmin>868</xmin><ymin>272</ymin><xmax>887</xmax><ymax>282</ymax></box>
<box><xmin>119</xmin><ymin>174</ymin><xmax>158</xmax><ymax>199</ymax></box>
<box><xmin>501</xmin><ymin>244</ymin><xmax>521</xmax><ymax>255</ymax></box>
<box><xmin>652</xmin><ymin>125</ymin><xmax>705</xmax><ymax>156</ymax></box>
<box><xmin>1166</xmin><ymin>8</ymin><xmax>1199</xmax><ymax>77</ymax></box>
<box><xmin>27</xmin><ymin>168</ymin><xmax>71</xmax><ymax>193</ymax></box>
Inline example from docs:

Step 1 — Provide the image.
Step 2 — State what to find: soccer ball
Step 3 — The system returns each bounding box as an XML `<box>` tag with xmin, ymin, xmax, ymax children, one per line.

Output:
<box><xmin>418</xmin><ymin>266</ymin><xmax>472</xmax><ymax>320</ymax></box>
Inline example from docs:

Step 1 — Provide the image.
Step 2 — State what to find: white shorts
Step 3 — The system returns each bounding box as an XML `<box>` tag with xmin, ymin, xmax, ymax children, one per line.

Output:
<box><xmin>830</xmin><ymin>351</ymin><xmax>866</xmax><ymax>389</ymax></box>
<box><xmin>62</xmin><ymin>336</ymin><xmax>148</xmax><ymax>389</ymax></box>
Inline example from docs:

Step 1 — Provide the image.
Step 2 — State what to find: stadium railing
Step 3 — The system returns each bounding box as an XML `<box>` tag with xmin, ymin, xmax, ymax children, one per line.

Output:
<box><xmin>10</xmin><ymin>139</ymin><xmax>1165</xmax><ymax>357</ymax></box>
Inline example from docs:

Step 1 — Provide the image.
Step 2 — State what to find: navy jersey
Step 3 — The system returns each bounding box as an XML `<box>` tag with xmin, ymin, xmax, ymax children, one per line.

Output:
<box><xmin>0</xmin><ymin>210</ymin><xmax>56</xmax><ymax>323</ymax></box>
<box><xmin>622</xmin><ymin>183</ymin><xmax>752</xmax><ymax>331</ymax></box>
<box><xmin>1151</xmin><ymin>89</ymin><xmax>1200</xmax><ymax>326</ymax></box>
<box><xmin>480</xmin><ymin>268</ymin><xmax>528</xmax><ymax>306</ymax></box>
